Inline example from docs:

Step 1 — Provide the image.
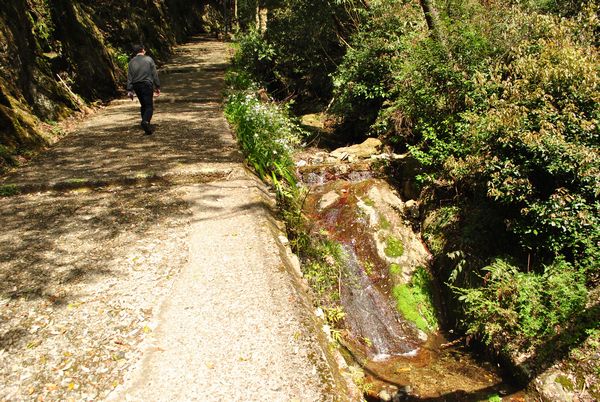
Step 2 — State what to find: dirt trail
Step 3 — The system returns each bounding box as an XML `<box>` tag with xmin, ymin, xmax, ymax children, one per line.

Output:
<box><xmin>0</xmin><ymin>36</ymin><xmax>338</xmax><ymax>401</ymax></box>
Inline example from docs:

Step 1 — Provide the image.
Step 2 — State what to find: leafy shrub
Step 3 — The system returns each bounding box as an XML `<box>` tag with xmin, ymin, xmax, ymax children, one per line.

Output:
<box><xmin>341</xmin><ymin>2</ymin><xmax>600</xmax><ymax>275</ymax></box>
<box><xmin>224</xmin><ymin>69</ymin><xmax>255</xmax><ymax>92</ymax></box>
<box><xmin>330</xmin><ymin>1</ymin><xmax>421</xmax><ymax>136</ymax></box>
<box><xmin>330</xmin><ymin>0</ymin><xmax>599</xmax><ymax>348</ymax></box>
<box><xmin>422</xmin><ymin>206</ymin><xmax>460</xmax><ymax>256</ymax></box>
<box><xmin>224</xmin><ymin>65</ymin><xmax>309</xmax><ymax>251</ymax></box>
<box><xmin>234</xmin><ymin>1</ymin><xmax>366</xmax><ymax>105</ymax></box>
<box><xmin>448</xmin><ymin>12</ymin><xmax>600</xmax><ymax>272</ymax></box>
<box><xmin>454</xmin><ymin>258</ymin><xmax>588</xmax><ymax>347</ymax></box>
<box><xmin>265</xmin><ymin>0</ymin><xmax>359</xmax><ymax>102</ymax></box>
<box><xmin>27</xmin><ymin>0</ymin><xmax>55</xmax><ymax>51</ymax></box>
<box><xmin>304</xmin><ymin>239</ymin><xmax>345</xmax><ymax>300</ymax></box>
<box><xmin>224</xmin><ymin>90</ymin><xmax>303</xmax><ymax>180</ymax></box>
<box><xmin>113</xmin><ymin>49</ymin><xmax>130</xmax><ymax>72</ymax></box>
<box><xmin>232</xmin><ymin>29</ymin><xmax>277</xmax><ymax>84</ymax></box>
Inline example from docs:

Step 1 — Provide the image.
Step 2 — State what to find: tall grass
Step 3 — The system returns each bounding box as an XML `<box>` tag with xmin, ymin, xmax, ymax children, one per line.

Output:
<box><xmin>224</xmin><ymin>70</ymin><xmax>310</xmax><ymax>249</ymax></box>
<box><xmin>224</xmin><ymin>80</ymin><xmax>303</xmax><ymax>184</ymax></box>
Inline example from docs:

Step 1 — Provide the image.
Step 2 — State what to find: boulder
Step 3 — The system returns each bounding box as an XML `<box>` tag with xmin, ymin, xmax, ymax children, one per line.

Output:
<box><xmin>331</xmin><ymin>138</ymin><xmax>383</xmax><ymax>160</ymax></box>
<box><xmin>534</xmin><ymin>371</ymin><xmax>577</xmax><ymax>402</ymax></box>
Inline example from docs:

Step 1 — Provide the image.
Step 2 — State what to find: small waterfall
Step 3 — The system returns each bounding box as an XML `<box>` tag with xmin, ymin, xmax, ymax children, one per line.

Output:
<box><xmin>340</xmin><ymin>243</ymin><xmax>420</xmax><ymax>360</ymax></box>
<box><xmin>299</xmin><ymin>170</ymin><xmax>526</xmax><ymax>399</ymax></box>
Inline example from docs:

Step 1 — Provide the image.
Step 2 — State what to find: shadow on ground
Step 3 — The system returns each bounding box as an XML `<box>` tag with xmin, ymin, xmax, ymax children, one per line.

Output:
<box><xmin>1</xmin><ymin>37</ymin><xmax>238</xmax><ymax>189</ymax></box>
<box><xmin>0</xmin><ymin>35</ymin><xmax>244</xmax><ymax>303</ymax></box>
<box><xmin>0</xmin><ymin>188</ymin><xmax>188</xmax><ymax>302</ymax></box>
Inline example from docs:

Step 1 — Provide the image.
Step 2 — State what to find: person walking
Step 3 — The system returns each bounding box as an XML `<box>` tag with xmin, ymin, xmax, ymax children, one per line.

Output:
<box><xmin>127</xmin><ymin>44</ymin><xmax>160</xmax><ymax>135</ymax></box>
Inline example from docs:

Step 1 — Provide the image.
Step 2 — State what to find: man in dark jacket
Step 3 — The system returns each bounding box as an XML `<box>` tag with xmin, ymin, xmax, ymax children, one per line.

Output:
<box><xmin>127</xmin><ymin>44</ymin><xmax>160</xmax><ymax>135</ymax></box>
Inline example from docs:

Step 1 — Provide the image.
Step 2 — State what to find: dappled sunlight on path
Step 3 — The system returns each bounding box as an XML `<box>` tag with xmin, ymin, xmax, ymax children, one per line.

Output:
<box><xmin>0</xmin><ymin>39</ymin><xmax>240</xmax><ymax>192</ymax></box>
<box><xmin>0</xmin><ymin>35</ymin><xmax>338</xmax><ymax>401</ymax></box>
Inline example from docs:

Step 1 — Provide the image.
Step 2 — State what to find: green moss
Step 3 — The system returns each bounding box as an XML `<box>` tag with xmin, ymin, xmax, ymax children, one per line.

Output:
<box><xmin>555</xmin><ymin>375</ymin><xmax>575</xmax><ymax>391</ymax></box>
<box><xmin>363</xmin><ymin>260</ymin><xmax>374</xmax><ymax>275</ymax></box>
<box><xmin>379</xmin><ymin>213</ymin><xmax>391</xmax><ymax>230</ymax></box>
<box><xmin>65</xmin><ymin>178</ymin><xmax>88</xmax><ymax>184</ymax></box>
<box><xmin>392</xmin><ymin>267</ymin><xmax>438</xmax><ymax>332</ymax></box>
<box><xmin>389</xmin><ymin>263</ymin><xmax>401</xmax><ymax>275</ymax></box>
<box><xmin>363</xmin><ymin>197</ymin><xmax>375</xmax><ymax>207</ymax></box>
<box><xmin>0</xmin><ymin>184</ymin><xmax>20</xmax><ymax>197</ymax></box>
<box><xmin>384</xmin><ymin>235</ymin><xmax>404</xmax><ymax>258</ymax></box>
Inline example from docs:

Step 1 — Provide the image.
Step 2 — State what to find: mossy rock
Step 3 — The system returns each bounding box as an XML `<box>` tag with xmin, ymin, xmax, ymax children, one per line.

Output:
<box><xmin>392</xmin><ymin>267</ymin><xmax>438</xmax><ymax>332</ymax></box>
<box><xmin>379</xmin><ymin>213</ymin><xmax>391</xmax><ymax>230</ymax></box>
<box><xmin>389</xmin><ymin>263</ymin><xmax>401</xmax><ymax>275</ymax></box>
<box><xmin>554</xmin><ymin>375</ymin><xmax>575</xmax><ymax>391</ymax></box>
<box><xmin>384</xmin><ymin>235</ymin><xmax>404</xmax><ymax>258</ymax></box>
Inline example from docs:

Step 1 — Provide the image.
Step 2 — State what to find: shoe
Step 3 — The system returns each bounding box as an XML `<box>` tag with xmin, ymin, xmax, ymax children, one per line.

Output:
<box><xmin>141</xmin><ymin>121</ymin><xmax>153</xmax><ymax>135</ymax></box>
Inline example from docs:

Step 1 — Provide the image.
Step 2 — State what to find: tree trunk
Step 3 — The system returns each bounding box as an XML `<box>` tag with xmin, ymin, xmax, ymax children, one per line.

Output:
<box><xmin>255</xmin><ymin>1</ymin><xmax>267</xmax><ymax>33</ymax></box>
<box><xmin>418</xmin><ymin>0</ymin><xmax>449</xmax><ymax>53</ymax></box>
<box><xmin>419</xmin><ymin>0</ymin><xmax>441</xmax><ymax>38</ymax></box>
<box><xmin>233</xmin><ymin>0</ymin><xmax>238</xmax><ymax>29</ymax></box>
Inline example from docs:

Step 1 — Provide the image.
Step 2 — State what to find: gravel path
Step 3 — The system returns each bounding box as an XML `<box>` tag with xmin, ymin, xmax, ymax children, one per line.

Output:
<box><xmin>114</xmin><ymin>180</ymin><xmax>333</xmax><ymax>401</ymax></box>
<box><xmin>0</xmin><ymin>36</ymin><xmax>340</xmax><ymax>401</ymax></box>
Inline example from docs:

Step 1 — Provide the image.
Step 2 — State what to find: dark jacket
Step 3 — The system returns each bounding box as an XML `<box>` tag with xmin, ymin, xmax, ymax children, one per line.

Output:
<box><xmin>127</xmin><ymin>54</ymin><xmax>160</xmax><ymax>91</ymax></box>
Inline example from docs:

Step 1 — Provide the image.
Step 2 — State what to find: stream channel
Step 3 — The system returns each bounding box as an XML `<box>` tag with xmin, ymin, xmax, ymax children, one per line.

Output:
<box><xmin>297</xmin><ymin>160</ymin><xmax>530</xmax><ymax>402</ymax></box>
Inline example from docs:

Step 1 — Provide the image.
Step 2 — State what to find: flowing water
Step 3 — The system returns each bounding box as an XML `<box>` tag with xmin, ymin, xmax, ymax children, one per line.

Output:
<box><xmin>340</xmin><ymin>243</ymin><xmax>421</xmax><ymax>360</ymax></box>
<box><xmin>301</xmin><ymin>168</ymin><xmax>529</xmax><ymax>401</ymax></box>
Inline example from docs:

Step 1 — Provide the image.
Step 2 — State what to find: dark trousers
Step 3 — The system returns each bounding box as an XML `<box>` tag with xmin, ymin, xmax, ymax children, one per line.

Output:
<box><xmin>132</xmin><ymin>82</ymin><xmax>154</xmax><ymax>123</ymax></box>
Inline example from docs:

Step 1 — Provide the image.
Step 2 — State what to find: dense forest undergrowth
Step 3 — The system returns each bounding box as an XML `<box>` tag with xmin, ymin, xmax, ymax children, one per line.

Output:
<box><xmin>225</xmin><ymin>0</ymin><xmax>599</xmax><ymax>399</ymax></box>
<box><xmin>0</xmin><ymin>0</ymin><xmax>224</xmax><ymax>173</ymax></box>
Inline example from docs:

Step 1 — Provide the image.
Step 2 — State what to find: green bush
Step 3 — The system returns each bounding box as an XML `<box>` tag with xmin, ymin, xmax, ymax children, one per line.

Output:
<box><xmin>113</xmin><ymin>49</ymin><xmax>130</xmax><ymax>72</ymax></box>
<box><xmin>448</xmin><ymin>12</ymin><xmax>600</xmax><ymax>272</ymax></box>
<box><xmin>330</xmin><ymin>1</ymin><xmax>421</xmax><ymax>136</ymax></box>
<box><xmin>336</xmin><ymin>2</ymin><xmax>599</xmax><ymax>276</ymax></box>
<box><xmin>27</xmin><ymin>0</ymin><xmax>54</xmax><ymax>51</ymax></box>
<box><xmin>454</xmin><ymin>258</ymin><xmax>588</xmax><ymax>347</ymax></box>
<box><xmin>329</xmin><ymin>0</ymin><xmax>599</xmax><ymax>348</ymax></box>
<box><xmin>224</xmin><ymin>69</ymin><xmax>256</xmax><ymax>92</ymax></box>
<box><xmin>224</xmin><ymin>90</ymin><xmax>303</xmax><ymax>181</ymax></box>
<box><xmin>304</xmin><ymin>239</ymin><xmax>345</xmax><ymax>300</ymax></box>
<box><xmin>234</xmin><ymin>1</ymin><xmax>366</xmax><ymax>105</ymax></box>
<box><xmin>232</xmin><ymin>29</ymin><xmax>277</xmax><ymax>84</ymax></box>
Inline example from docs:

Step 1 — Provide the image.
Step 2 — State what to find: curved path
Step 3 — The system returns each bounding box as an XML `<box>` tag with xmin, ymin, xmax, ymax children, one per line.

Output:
<box><xmin>0</xmin><ymin>36</ymin><xmax>343</xmax><ymax>401</ymax></box>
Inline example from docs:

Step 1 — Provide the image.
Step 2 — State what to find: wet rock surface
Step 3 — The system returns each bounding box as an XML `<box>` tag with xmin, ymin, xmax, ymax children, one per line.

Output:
<box><xmin>298</xmin><ymin>159</ymin><xmax>530</xmax><ymax>400</ymax></box>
